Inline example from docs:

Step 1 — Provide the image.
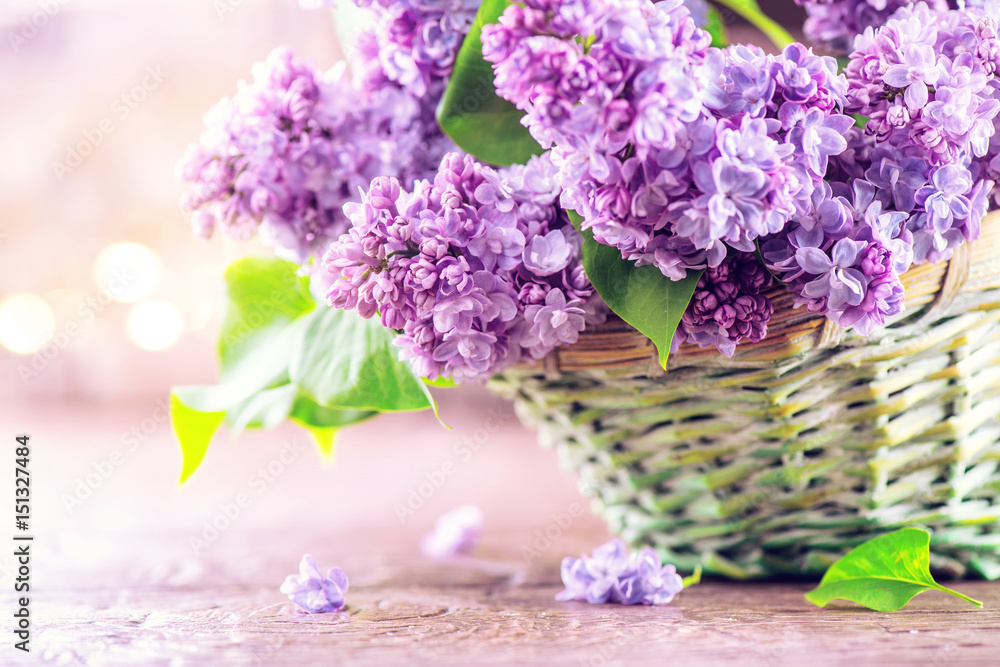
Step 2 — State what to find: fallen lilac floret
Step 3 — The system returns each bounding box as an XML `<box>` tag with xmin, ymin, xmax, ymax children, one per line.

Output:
<box><xmin>420</xmin><ymin>504</ymin><xmax>484</xmax><ymax>557</ymax></box>
<box><xmin>556</xmin><ymin>538</ymin><xmax>685</xmax><ymax>606</ymax></box>
<box><xmin>280</xmin><ymin>554</ymin><xmax>349</xmax><ymax>613</ymax></box>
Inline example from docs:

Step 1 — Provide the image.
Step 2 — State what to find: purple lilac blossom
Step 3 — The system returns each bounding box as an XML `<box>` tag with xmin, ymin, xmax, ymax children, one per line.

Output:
<box><xmin>556</xmin><ymin>538</ymin><xmax>685</xmax><ymax>606</ymax></box>
<box><xmin>420</xmin><ymin>504</ymin><xmax>484</xmax><ymax>557</ymax></box>
<box><xmin>301</xmin><ymin>1</ymin><xmax>480</xmax><ymax>97</ymax></box>
<box><xmin>483</xmin><ymin>1</ymin><xmax>854</xmax><ymax>284</ymax></box>
<box><xmin>761</xmin><ymin>179</ymin><xmax>909</xmax><ymax>334</ymax></box>
<box><xmin>847</xmin><ymin>3</ymin><xmax>1000</xmax><ymax>169</ymax></box>
<box><xmin>676</xmin><ymin>254</ymin><xmax>774</xmax><ymax>356</ymax></box>
<box><xmin>793</xmin><ymin>0</ymin><xmax>947</xmax><ymax>54</ymax></box>
<box><xmin>180</xmin><ymin>0</ymin><xmax>474</xmax><ymax>262</ymax></box>
<box><xmin>323</xmin><ymin>152</ymin><xmax>603</xmax><ymax>383</ymax></box>
<box><xmin>843</xmin><ymin>2</ymin><xmax>999</xmax><ymax>262</ymax></box>
<box><xmin>280</xmin><ymin>554</ymin><xmax>349</xmax><ymax>613</ymax></box>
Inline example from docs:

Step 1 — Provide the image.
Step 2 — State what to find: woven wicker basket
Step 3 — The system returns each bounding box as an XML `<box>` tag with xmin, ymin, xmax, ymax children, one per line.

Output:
<box><xmin>491</xmin><ymin>213</ymin><xmax>1000</xmax><ymax>580</ymax></box>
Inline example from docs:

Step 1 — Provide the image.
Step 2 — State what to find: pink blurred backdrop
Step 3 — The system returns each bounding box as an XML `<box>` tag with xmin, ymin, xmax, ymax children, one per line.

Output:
<box><xmin>0</xmin><ymin>0</ymin><xmax>348</xmax><ymax>405</ymax></box>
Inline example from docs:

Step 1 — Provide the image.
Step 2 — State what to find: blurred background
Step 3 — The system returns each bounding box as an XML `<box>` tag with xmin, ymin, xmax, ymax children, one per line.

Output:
<box><xmin>0</xmin><ymin>0</ymin><xmax>350</xmax><ymax>404</ymax></box>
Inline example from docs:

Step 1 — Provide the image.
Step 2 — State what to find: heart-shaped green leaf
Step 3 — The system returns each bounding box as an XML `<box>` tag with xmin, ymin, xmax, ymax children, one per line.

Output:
<box><xmin>569</xmin><ymin>212</ymin><xmax>701</xmax><ymax>368</ymax></box>
<box><xmin>805</xmin><ymin>528</ymin><xmax>984</xmax><ymax>611</ymax></box>
<box><xmin>436</xmin><ymin>0</ymin><xmax>543</xmax><ymax>166</ymax></box>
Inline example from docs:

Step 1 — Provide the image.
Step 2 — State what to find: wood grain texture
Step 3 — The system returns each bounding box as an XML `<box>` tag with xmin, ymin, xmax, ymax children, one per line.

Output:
<box><xmin>32</xmin><ymin>573</ymin><xmax>1000</xmax><ymax>666</ymax></box>
<box><xmin>9</xmin><ymin>399</ymin><xmax>1000</xmax><ymax>666</ymax></box>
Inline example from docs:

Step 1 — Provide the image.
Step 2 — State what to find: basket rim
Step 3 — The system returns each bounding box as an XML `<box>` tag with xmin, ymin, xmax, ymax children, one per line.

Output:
<box><xmin>531</xmin><ymin>212</ymin><xmax>1000</xmax><ymax>373</ymax></box>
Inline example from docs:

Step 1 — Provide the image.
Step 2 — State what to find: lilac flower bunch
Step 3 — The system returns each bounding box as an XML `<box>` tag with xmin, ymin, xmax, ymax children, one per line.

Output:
<box><xmin>842</xmin><ymin>2</ymin><xmax>999</xmax><ymax>262</ymax></box>
<box><xmin>556</xmin><ymin>538</ymin><xmax>685</xmax><ymax>605</ymax></box>
<box><xmin>760</xmin><ymin>177</ymin><xmax>912</xmax><ymax>334</ymax></box>
<box><xmin>181</xmin><ymin>0</ymin><xmax>1000</xmax><ymax>372</ymax></box>
<box><xmin>322</xmin><ymin>152</ymin><xmax>601</xmax><ymax>383</ymax></box>
<box><xmin>482</xmin><ymin>0</ymin><xmax>719</xmax><ymax>279</ymax></box>
<box><xmin>847</xmin><ymin>3</ymin><xmax>1000</xmax><ymax>167</ymax></box>
<box><xmin>483</xmin><ymin>2</ymin><xmax>853</xmax><ymax>272</ymax></box>
<box><xmin>180</xmin><ymin>0</ymin><xmax>473</xmax><ymax>263</ymax></box>
<box><xmin>481</xmin><ymin>0</ymin><xmax>858</xmax><ymax>354</ymax></box>
<box><xmin>676</xmin><ymin>254</ymin><xmax>775</xmax><ymax>355</ymax></box>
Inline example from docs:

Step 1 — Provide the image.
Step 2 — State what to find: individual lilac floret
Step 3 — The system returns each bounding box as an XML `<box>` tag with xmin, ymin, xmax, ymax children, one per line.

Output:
<box><xmin>420</xmin><ymin>504</ymin><xmax>484</xmax><ymax>557</ymax></box>
<box><xmin>280</xmin><ymin>554</ymin><xmax>349</xmax><ymax>613</ymax></box>
<box><xmin>556</xmin><ymin>538</ymin><xmax>685</xmax><ymax>606</ymax></box>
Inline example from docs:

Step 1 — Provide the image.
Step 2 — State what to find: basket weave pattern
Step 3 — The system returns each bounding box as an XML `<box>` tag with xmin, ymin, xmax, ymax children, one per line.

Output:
<box><xmin>492</xmin><ymin>215</ymin><xmax>1000</xmax><ymax>579</ymax></box>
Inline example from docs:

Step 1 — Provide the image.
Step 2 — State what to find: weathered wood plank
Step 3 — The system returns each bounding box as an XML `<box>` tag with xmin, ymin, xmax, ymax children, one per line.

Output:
<box><xmin>9</xmin><ymin>400</ymin><xmax>1000</xmax><ymax>666</ymax></box>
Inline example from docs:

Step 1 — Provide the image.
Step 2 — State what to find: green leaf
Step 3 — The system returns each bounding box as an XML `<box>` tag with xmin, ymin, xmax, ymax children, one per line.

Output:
<box><xmin>171</xmin><ymin>393</ymin><xmax>226</xmax><ymax>484</ymax></box>
<box><xmin>682</xmin><ymin>564</ymin><xmax>703</xmax><ymax>588</ymax></box>
<box><xmin>712</xmin><ymin>0</ymin><xmax>794</xmax><ymax>51</ymax></box>
<box><xmin>219</xmin><ymin>258</ymin><xmax>314</xmax><ymax>368</ymax></box>
<box><xmin>423</xmin><ymin>375</ymin><xmax>457</xmax><ymax>388</ymax></box>
<box><xmin>703</xmin><ymin>7</ymin><xmax>729</xmax><ymax>48</ymax></box>
<box><xmin>226</xmin><ymin>383</ymin><xmax>299</xmax><ymax>436</ymax></box>
<box><xmin>805</xmin><ymin>528</ymin><xmax>984</xmax><ymax>611</ymax></box>
<box><xmin>294</xmin><ymin>420</ymin><xmax>339</xmax><ymax>457</ymax></box>
<box><xmin>289</xmin><ymin>307</ymin><xmax>433</xmax><ymax>413</ymax></box>
<box><xmin>290</xmin><ymin>395</ymin><xmax>377</xmax><ymax>458</ymax></box>
<box><xmin>436</xmin><ymin>0</ymin><xmax>544</xmax><ymax>165</ymax></box>
<box><xmin>289</xmin><ymin>394</ymin><xmax>376</xmax><ymax>429</ymax></box>
<box><xmin>569</xmin><ymin>211</ymin><xmax>702</xmax><ymax>368</ymax></box>
<box><xmin>172</xmin><ymin>318</ymin><xmax>305</xmax><ymax>414</ymax></box>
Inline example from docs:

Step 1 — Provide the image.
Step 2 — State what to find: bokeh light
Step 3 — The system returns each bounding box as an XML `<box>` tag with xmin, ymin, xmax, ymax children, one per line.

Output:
<box><xmin>0</xmin><ymin>293</ymin><xmax>56</xmax><ymax>355</ymax></box>
<box><xmin>126</xmin><ymin>299</ymin><xmax>183</xmax><ymax>351</ymax></box>
<box><xmin>93</xmin><ymin>242</ymin><xmax>164</xmax><ymax>303</ymax></box>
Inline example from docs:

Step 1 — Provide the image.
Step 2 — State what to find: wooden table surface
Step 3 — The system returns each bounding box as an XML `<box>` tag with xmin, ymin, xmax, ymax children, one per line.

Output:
<box><xmin>7</xmin><ymin>392</ymin><xmax>1000</xmax><ymax>666</ymax></box>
